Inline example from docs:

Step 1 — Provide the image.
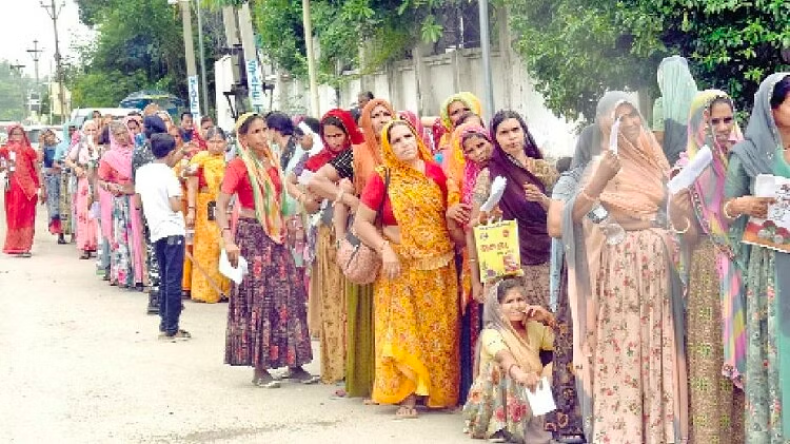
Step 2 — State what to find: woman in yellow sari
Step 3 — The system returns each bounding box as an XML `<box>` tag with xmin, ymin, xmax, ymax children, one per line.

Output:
<box><xmin>354</xmin><ymin>119</ymin><xmax>466</xmax><ymax>418</ymax></box>
<box><xmin>185</xmin><ymin>127</ymin><xmax>231</xmax><ymax>303</ymax></box>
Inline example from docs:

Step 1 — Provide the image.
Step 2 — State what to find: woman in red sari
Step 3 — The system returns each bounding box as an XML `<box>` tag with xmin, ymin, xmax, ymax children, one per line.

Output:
<box><xmin>0</xmin><ymin>125</ymin><xmax>43</xmax><ymax>257</ymax></box>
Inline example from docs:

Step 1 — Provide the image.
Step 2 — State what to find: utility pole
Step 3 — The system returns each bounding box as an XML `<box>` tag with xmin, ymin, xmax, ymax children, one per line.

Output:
<box><xmin>301</xmin><ymin>0</ymin><xmax>320</xmax><ymax>117</ymax></box>
<box><xmin>26</xmin><ymin>40</ymin><xmax>43</xmax><ymax>95</ymax></box>
<box><xmin>178</xmin><ymin>0</ymin><xmax>200</xmax><ymax>118</ymax></box>
<box><xmin>41</xmin><ymin>0</ymin><xmax>67</xmax><ymax>125</ymax></box>
<box><xmin>477</xmin><ymin>0</ymin><xmax>495</xmax><ymax>120</ymax></box>
<box><xmin>10</xmin><ymin>62</ymin><xmax>27</xmax><ymax>121</ymax></box>
<box><xmin>195</xmin><ymin>0</ymin><xmax>210</xmax><ymax>115</ymax></box>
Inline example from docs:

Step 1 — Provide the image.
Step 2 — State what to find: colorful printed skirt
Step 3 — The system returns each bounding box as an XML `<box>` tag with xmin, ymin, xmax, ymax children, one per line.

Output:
<box><xmin>225</xmin><ymin>218</ymin><xmax>313</xmax><ymax>369</ymax></box>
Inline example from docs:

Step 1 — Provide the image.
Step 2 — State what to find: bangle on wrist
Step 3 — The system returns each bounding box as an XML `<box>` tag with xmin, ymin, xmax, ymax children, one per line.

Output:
<box><xmin>670</xmin><ymin>217</ymin><xmax>691</xmax><ymax>234</ymax></box>
<box><xmin>723</xmin><ymin>200</ymin><xmax>739</xmax><ymax>219</ymax></box>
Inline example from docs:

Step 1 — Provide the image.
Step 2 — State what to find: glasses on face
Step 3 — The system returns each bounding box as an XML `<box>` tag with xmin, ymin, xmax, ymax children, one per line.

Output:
<box><xmin>711</xmin><ymin>117</ymin><xmax>734</xmax><ymax>126</ymax></box>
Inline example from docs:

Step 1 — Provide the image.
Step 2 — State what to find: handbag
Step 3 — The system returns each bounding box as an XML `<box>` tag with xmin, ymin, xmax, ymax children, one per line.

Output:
<box><xmin>337</xmin><ymin>168</ymin><xmax>390</xmax><ymax>285</ymax></box>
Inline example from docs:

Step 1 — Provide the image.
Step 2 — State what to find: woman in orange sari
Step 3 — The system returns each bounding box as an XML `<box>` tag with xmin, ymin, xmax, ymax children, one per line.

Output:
<box><xmin>185</xmin><ymin>127</ymin><xmax>231</xmax><ymax>303</ymax></box>
<box><xmin>354</xmin><ymin>119</ymin><xmax>465</xmax><ymax>417</ymax></box>
<box><xmin>0</xmin><ymin>125</ymin><xmax>42</xmax><ymax>257</ymax></box>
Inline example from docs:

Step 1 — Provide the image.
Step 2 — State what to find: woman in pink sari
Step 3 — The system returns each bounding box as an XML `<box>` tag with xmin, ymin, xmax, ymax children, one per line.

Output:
<box><xmin>0</xmin><ymin>125</ymin><xmax>42</xmax><ymax>257</ymax></box>
<box><xmin>65</xmin><ymin>121</ymin><xmax>99</xmax><ymax>258</ymax></box>
<box><xmin>98</xmin><ymin>120</ymin><xmax>145</xmax><ymax>289</ymax></box>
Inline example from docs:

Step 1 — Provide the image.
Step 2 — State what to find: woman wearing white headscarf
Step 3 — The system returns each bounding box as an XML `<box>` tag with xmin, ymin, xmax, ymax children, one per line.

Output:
<box><xmin>64</xmin><ymin>120</ymin><xmax>100</xmax><ymax>259</ymax></box>
<box><xmin>653</xmin><ymin>55</ymin><xmax>699</xmax><ymax>165</ymax></box>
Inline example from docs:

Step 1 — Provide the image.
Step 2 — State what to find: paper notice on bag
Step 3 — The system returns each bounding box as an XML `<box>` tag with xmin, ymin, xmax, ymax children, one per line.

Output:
<box><xmin>480</xmin><ymin>176</ymin><xmax>507</xmax><ymax>213</ymax></box>
<box><xmin>219</xmin><ymin>249</ymin><xmax>249</xmax><ymax>284</ymax></box>
<box><xmin>667</xmin><ymin>145</ymin><xmax>713</xmax><ymax>194</ymax></box>
<box><xmin>525</xmin><ymin>377</ymin><xmax>556</xmax><ymax>416</ymax></box>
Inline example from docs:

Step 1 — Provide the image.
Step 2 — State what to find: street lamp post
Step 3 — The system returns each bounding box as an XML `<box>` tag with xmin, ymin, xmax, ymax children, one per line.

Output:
<box><xmin>10</xmin><ymin>62</ymin><xmax>27</xmax><ymax>121</ymax></box>
<box><xmin>26</xmin><ymin>40</ymin><xmax>43</xmax><ymax>97</ymax></box>
<box><xmin>41</xmin><ymin>0</ymin><xmax>67</xmax><ymax>125</ymax></box>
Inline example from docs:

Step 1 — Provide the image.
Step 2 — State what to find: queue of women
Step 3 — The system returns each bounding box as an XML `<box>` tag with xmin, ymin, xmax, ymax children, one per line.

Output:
<box><xmin>2</xmin><ymin>56</ymin><xmax>789</xmax><ymax>443</ymax></box>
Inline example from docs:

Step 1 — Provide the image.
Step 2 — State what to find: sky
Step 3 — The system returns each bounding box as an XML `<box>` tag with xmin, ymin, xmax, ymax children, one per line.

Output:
<box><xmin>1</xmin><ymin>0</ymin><xmax>93</xmax><ymax>79</ymax></box>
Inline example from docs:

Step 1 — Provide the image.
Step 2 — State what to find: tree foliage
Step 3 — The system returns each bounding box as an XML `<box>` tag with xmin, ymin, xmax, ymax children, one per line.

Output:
<box><xmin>506</xmin><ymin>0</ymin><xmax>790</xmax><ymax>122</ymax></box>
<box><xmin>0</xmin><ymin>61</ymin><xmax>35</xmax><ymax>121</ymax></box>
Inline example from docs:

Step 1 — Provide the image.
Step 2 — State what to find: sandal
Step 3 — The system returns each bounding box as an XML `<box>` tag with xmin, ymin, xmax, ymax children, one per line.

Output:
<box><xmin>363</xmin><ymin>398</ymin><xmax>379</xmax><ymax>406</ymax></box>
<box><xmin>79</xmin><ymin>252</ymin><xmax>91</xmax><ymax>260</ymax></box>
<box><xmin>283</xmin><ymin>367</ymin><xmax>320</xmax><ymax>384</ymax></box>
<box><xmin>19</xmin><ymin>252</ymin><xmax>32</xmax><ymax>258</ymax></box>
<box><xmin>394</xmin><ymin>405</ymin><xmax>418</xmax><ymax>420</ymax></box>
<box><xmin>252</xmin><ymin>370</ymin><xmax>281</xmax><ymax>388</ymax></box>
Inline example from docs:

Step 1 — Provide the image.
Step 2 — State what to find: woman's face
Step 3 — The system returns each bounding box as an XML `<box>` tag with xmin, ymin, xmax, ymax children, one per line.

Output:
<box><xmin>83</xmin><ymin>122</ymin><xmax>98</xmax><ymax>138</ymax></box>
<box><xmin>500</xmin><ymin>288</ymin><xmax>528</xmax><ymax>324</ymax></box>
<box><xmin>707</xmin><ymin>101</ymin><xmax>735</xmax><ymax>147</ymax></box>
<box><xmin>772</xmin><ymin>91</ymin><xmax>790</xmax><ymax>130</ymax></box>
<box><xmin>462</xmin><ymin>134</ymin><xmax>493</xmax><ymax>166</ymax></box>
<box><xmin>322</xmin><ymin>124</ymin><xmax>347</xmax><ymax>152</ymax></box>
<box><xmin>241</xmin><ymin>118</ymin><xmax>269</xmax><ymax>152</ymax></box>
<box><xmin>113</xmin><ymin>126</ymin><xmax>132</xmax><ymax>146</ymax></box>
<box><xmin>127</xmin><ymin>121</ymin><xmax>141</xmax><ymax>136</ymax></box>
<box><xmin>370</xmin><ymin>105</ymin><xmax>393</xmax><ymax>136</ymax></box>
<box><xmin>9</xmin><ymin>128</ymin><xmax>24</xmax><ymax>142</ymax></box>
<box><xmin>495</xmin><ymin>118</ymin><xmax>525</xmax><ymax>156</ymax></box>
<box><xmin>168</xmin><ymin>127</ymin><xmax>183</xmax><ymax>148</ymax></box>
<box><xmin>614</xmin><ymin>103</ymin><xmax>642</xmax><ymax>144</ymax></box>
<box><xmin>207</xmin><ymin>135</ymin><xmax>227</xmax><ymax>155</ymax></box>
<box><xmin>388</xmin><ymin>123</ymin><xmax>419</xmax><ymax>162</ymax></box>
<box><xmin>448</xmin><ymin>100</ymin><xmax>471</xmax><ymax>127</ymax></box>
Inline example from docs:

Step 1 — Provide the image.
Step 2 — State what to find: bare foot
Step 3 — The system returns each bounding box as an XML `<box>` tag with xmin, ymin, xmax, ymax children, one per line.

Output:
<box><xmin>394</xmin><ymin>405</ymin><xmax>418</xmax><ymax>419</ymax></box>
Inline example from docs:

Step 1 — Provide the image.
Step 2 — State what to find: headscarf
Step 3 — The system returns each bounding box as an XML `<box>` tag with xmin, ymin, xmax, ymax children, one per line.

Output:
<box><xmin>439</xmin><ymin>92</ymin><xmax>483</xmax><ymax>132</ymax></box>
<box><xmin>592</xmin><ymin>94</ymin><xmax>669</xmax><ymax>222</ymax></box>
<box><xmin>143</xmin><ymin>115</ymin><xmax>167</xmax><ymax>139</ymax></box>
<box><xmin>731</xmin><ymin>72</ymin><xmax>790</xmax><ymax>177</ymax></box>
<box><xmin>69</xmin><ymin>121</ymin><xmax>99</xmax><ymax>166</ymax></box>
<box><xmin>236</xmin><ymin>113</ymin><xmax>285</xmax><ymax>244</ymax></box>
<box><xmin>304</xmin><ymin>108</ymin><xmax>362</xmax><ymax>172</ymax></box>
<box><xmin>474</xmin><ymin>278</ymin><xmax>544</xmax><ymax>376</ymax></box>
<box><xmin>657</xmin><ymin>56</ymin><xmax>699</xmax><ymax>165</ymax></box>
<box><xmin>1</xmin><ymin>124</ymin><xmax>38</xmax><ymax>199</ymax></box>
<box><xmin>398</xmin><ymin>110</ymin><xmax>432</xmax><ymax>150</ymax></box>
<box><xmin>355</xmin><ymin>99</ymin><xmax>395</xmax><ymax>194</ymax></box>
<box><xmin>458</xmin><ymin>124</ymin><xmax>492</xmax><ymax>207</ymax></box>
<box><xmin>377</xmin><ymin>120</ymin><xmax>454</xmax><ymax>268</ymax></box>
<box><xmin>679</xmin><ymin>90</ymin><xmax>745</xmax><ymax>385</ymax></box>
<box><xmin>487</xmin><ymin>110</ymin><xmax>554</xmax><ymax>265</ymax></box>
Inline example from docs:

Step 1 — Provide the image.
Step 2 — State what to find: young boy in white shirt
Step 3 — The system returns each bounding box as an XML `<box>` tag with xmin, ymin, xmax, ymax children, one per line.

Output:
<box><xmin>135</xmin><ymin>133</ymin><xmax>190</xmax><ymax>341</ymax></box>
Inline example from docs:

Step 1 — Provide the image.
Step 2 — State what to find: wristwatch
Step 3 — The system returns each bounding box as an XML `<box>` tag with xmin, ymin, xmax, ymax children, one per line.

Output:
<box><xmin>587</xmin><ymin>205</ymin><xmax>609</xmax><ymax>224</ymax></box>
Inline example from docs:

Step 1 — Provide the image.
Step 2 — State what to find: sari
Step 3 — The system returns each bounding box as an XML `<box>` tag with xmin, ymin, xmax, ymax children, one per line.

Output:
<box><xmin>68</xmin><ymin>132</ymin><xmax>99</xmax><ymax>253</ymax></box>
<box><xmin>726</xmin><ymin>73</ymin><xmax>790</xmax><ymax>443</ymax></box>
<box><xmin>563</xmin><ymin>92</ymin><xmax>687</xmax><ymax>443</ymax></box>
<box><xmin>100</xmin><ymin>123</ymin><xmax>144</xmax><ymax>288</ymax></box>
<box><xmin>438</xmin><ymin>92</ymin><xmax>482</xmax><ymax>173</ymax></box>
<box><xmin>308</xmin><ymin>108</ymin><xmax>363</xmax><ymax>384</ymax></box>
<box><xmin>41</xmin><ymin>141</ymin><xmax>62</xmax><ymax>235</ymax></box>
<box><xmin>476</xmin><ymin>112</ymin><xmax>557</xmax><ymax>307</ymax></box>
<box><xmin>369</xmin><ymin>120</ymin><xmax>459</xmax><ymax>408</ymax></box>
<box><xmin>1</xmin><ymin>126</ymin><xmax>39</xmax><ymax>254</ymax></box>
<box><xmin>677</xmin><ymin>90</ymin><xmax>745</xmax><ymax>443</ymax></box>
<box><xmin>188</xmin><ymin>151</ymin><xmax>230</xmax><ymax>303</ymax></box>
<box><xmin>344</xmin><ymin>99</ymin><xmax>395</xmax><ymax>397</ymax></box>
<box><xmin>55</xmin><ymin>126</ymin><xmax>77</xmax><ymax>236</ymax></box>
<box><xmin>463</xmin><ymin>281</ymin><xmax>553</xmax><ymax>443</ymax></box>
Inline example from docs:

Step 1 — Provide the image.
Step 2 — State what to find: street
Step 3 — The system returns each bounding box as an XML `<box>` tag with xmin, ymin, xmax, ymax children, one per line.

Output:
<box><xmin>0</xmin><ymin>201</ymin><xmax>470</xmax><ymax>444</ymax></box>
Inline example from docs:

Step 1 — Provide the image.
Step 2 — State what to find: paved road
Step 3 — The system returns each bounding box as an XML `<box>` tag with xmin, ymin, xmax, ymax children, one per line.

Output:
<box><xmin>0</xmin><ymin>207</ymin><xmax>470</xmax><ymax>444</ymax></box>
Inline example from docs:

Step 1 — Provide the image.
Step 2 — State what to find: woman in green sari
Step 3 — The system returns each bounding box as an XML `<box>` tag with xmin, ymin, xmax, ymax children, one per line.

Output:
<box><xmin>725</xmin><ymin>73</ymin><xmax>790</xmax><ymax>443</ymax></box>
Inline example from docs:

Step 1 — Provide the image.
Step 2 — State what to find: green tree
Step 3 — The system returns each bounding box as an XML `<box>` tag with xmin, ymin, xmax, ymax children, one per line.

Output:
<box><xmin>505</xmin><ymin>0</ymin><xmax>790</xmax><ymax>122</ymax></box>
<box><xmin>0</xmin><ymin>61</ymin><xmax>33</xmax><ymax>121</ymax></box>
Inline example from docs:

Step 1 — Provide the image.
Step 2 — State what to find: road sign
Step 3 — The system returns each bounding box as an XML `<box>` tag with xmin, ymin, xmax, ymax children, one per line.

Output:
<box><xmin>188</xmin><ymin>75</ymin><xmax>201</xmax><ymax>118</ymax></box>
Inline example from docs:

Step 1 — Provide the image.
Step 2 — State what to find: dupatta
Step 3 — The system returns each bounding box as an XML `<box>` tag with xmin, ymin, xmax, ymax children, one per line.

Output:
<box><xmin>355</xmin><ymin>99</ymin><xmax>395</xmax><ymax>194</ymax></box>
<box><xmin>304</xmin><ymin>108</ymin><xmax>362</xmax><ymax>172</ymax></box>
<box><xmin>1</xmin><ymin>125</ymin><xmax>38</xmax><ymax>199</ymax></box>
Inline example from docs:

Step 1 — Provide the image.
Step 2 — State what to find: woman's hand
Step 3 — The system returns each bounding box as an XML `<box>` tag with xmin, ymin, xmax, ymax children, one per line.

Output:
<box><xmin>730</xmin><ymin>196</ymin><xmax>776</xmax><ymax>219</ymax></box>
<box><xmin>512</xmin><ymin>366</ymin><xmax>540</xmax><ymax>392</ymax></box>
<box><xmin>472</xmin><ymin>280</ymin><xmax>485</xmax><ymax>304</ymax></box>
<box><xmin>588</xmin><ymin>150</ymin><xmax>621</xmax><ymax>194</ymax></box>
<box><xmin>446</xmin><ymin>203</ymin><xmax>471</xmax><ymax>226</ymax></box>
<box><xmin>74</xmin><ymin>166</ymin><xmax>85</xmax><ymax>178</ymax></box>
<box><xmin>185</xmin><ymin>209</ymin><xmax>196</xmax><ymax>228</ymax></box>
<box><xmin>524</xmin><ymin>183</ymin><xmax>549</xmax><ymax>209</ymax></box>
<box><xmin>39</xmin><ymin>189</ymin><xmax>47</xmax><ymax>204</ymax></box>
<box><xmin>475</xmin><ymin>207</ymin><xmax>503</xmax><ymax>227</ymax></box>
<box><xmin>525</xmin><ymin>305</ymin><xmax>556</xmax><ymax>328</ymax></box>
<box><xmin>381</xmin><ymin>243</ymin><xmax>401</xmax><ymax>280</ymax></box>
<box><xmin>225</xmin><ymin>241</ymin><xmax>241</xmax><ymax>268</ymax></box>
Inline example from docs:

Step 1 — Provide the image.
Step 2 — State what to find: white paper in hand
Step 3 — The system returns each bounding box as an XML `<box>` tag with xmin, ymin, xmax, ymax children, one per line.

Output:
<box><xmin>219</xmin><ymin>249</ymin><xmax>249</xmax><ymax>285</ymax></box>
<box><xmin>525</xmin><ymin>377</ymin><xmax>556</xmax><ymax>416</ymax></box>
<box><xmin>755</xmin><ymin>174</ymin><xmax>777</xmax><ymax>197</ymax></box>
<box><xmin>480</xmin><ymin>176</ymin><xmax>507</xmax><ymax>213</ymax></box>
<box><xmin>667</xmin><ymin>145</ymin><xmax>713</xmax><ymax>195</ymax></box>
<box><xmin>298</xmin><ymin>169</ymin><xmax>314</xmax><ymax>186</ymax></box>
<box><xmin>609</xmin><ymin>118</ymin><xmax>621</xmax><ymax>155</ymax></box>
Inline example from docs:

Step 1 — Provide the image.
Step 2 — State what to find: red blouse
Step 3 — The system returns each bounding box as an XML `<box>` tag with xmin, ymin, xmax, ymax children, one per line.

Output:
<box><xmin>221</xmin><ymin>158</ymin><xmax>282</xmax><ymax>210</ymax></box>
<box><xmin>360</xmin><ymin>161</ymin><xmax>447</xmax><ymax>226</ymax></box>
